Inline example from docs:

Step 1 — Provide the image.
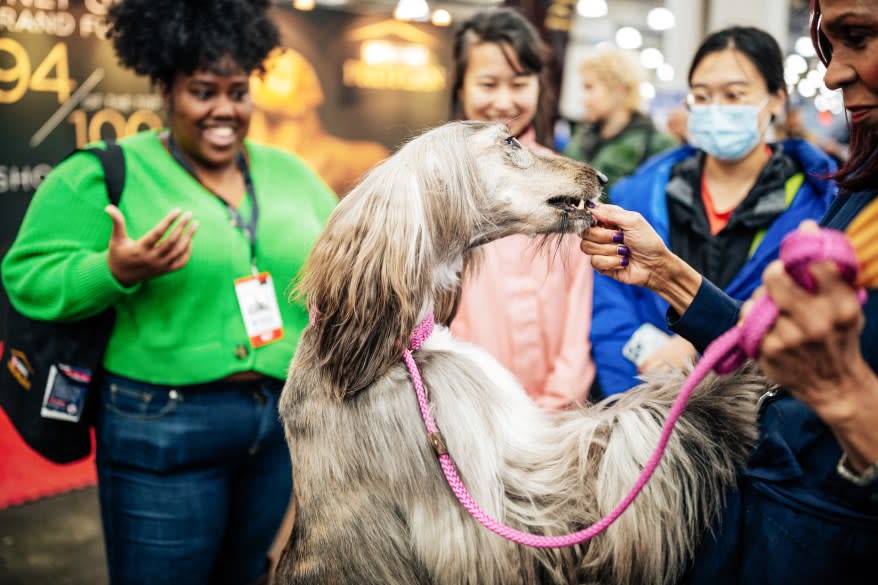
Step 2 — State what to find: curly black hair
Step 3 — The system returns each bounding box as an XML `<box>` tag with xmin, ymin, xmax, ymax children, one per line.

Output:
<box><xmin>106</xmin><ymin>0</ymin><xmax>280</xmax><ymax>88</ymax></box>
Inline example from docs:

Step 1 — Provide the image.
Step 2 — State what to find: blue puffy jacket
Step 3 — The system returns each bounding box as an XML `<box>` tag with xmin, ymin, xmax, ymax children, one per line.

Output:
<box><xmin>591</xmin><ymin>139</ymin><xmax>837</xmax><ymax>395</ymax></box>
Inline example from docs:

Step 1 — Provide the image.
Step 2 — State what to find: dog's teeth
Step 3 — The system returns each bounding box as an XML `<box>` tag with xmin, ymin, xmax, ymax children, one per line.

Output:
<box><xmin>577</xmin><ymin>199</ymin><xmax>585</xmax><ymax>210</ymax></box>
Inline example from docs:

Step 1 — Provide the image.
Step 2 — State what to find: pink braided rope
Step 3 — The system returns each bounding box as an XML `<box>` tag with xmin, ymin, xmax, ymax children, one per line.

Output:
<box><xmin>404</xmin><ymin>228</ymin><xmax>864</xmax><ymax>549</ymax></box>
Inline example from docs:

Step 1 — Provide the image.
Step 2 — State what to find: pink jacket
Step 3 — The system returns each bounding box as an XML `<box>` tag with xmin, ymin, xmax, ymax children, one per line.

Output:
<box><xmin>450</xmin><ymin>130</ymin><xmax>595</xmax><ymax>409</ymax></box>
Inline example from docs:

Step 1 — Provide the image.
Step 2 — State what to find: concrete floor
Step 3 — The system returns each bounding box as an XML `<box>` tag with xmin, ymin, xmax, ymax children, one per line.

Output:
<box><xmin>0</xmin><ymin>487</ymin><xmax>108</xmax><ymax>585</ymax></box>
<box><xmin>0</xmin><ymin>487</ymin><xmax>294</xmax><ymax>585</ymax></box>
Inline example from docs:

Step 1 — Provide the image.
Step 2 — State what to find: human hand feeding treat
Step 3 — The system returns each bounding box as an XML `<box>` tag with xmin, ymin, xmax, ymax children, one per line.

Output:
<box><xmin>579</xmin><ymin>202</ymin><xmax>703</xmax><ymax>316</ymax></box>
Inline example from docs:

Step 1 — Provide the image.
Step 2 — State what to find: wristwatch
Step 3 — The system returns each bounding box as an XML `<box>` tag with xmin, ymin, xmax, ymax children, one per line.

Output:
<box><xmin>836</xmin><ymin>453</ymin><xmax>878</xmax><ymax>487</ymax></box>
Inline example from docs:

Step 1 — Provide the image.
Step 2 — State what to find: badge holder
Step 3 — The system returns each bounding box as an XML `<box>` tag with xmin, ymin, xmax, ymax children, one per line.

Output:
<box><xmin>234</xmin><ymin>267</ymin><xmax>285</xmax><ymax>349</ymax></box>
<box><xmin>40</xmin><ymin>363</ymin><xmax>92</xmax><ymax>422</ymax></box>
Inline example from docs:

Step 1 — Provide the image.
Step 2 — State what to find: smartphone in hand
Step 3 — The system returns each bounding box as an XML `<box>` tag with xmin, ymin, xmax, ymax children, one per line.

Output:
<box><xmin>622</xmin><ymin>323</ymin><xmax>671</xmax><ymax>366</ymax></box>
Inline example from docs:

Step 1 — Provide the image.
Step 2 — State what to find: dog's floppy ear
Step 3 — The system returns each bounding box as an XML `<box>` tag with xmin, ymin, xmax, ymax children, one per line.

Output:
<box><xmin>296</xmin><ymin>151</ymin><xmax>435</xmax><ymax>399</ymax></box>
<box><xmin>296</xmin><ymin>122</ymin><xmax>487</xmax><ymax>398</ymax></box>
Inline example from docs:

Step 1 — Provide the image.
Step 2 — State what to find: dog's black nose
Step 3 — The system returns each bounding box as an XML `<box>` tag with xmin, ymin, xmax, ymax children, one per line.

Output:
<box><xmin>596</xmin><ymin>171</ymin><xmax>608</xmax><ymax>186</ymax></box>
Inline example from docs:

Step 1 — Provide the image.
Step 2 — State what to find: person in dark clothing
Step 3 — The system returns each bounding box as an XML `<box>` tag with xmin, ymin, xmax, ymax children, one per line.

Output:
<box><xmin>579</xmin><ymin>1</ymin><xmax>878</xmax><ymax>582</ymax></box>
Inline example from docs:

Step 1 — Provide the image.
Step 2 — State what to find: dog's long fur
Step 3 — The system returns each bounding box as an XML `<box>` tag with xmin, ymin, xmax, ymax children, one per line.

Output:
<box><xmin>276</xmin><ymin>121</ymin><xmax>767</xmax><ymax>585</ymax></box>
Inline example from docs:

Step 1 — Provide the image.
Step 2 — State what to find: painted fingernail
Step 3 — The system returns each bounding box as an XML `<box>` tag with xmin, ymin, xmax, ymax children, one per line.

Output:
<box><xmin>617</xmin><ymin>245</ymin><xmax>630</xmax><ymax>257</ymax></box>
<box><xmin>586</xmin><ymin>200</ymin><xmax>596</xmax><ymax>209</ymax></box>
<box><xmin>612</xmin><ymin>231</ymin><xmax>624</xmax><ymax>244</ymax></box>
<box><xmin>620</xmin><ymin>256</ymin><xmax>629</xmax><ymax>267</ymax></box>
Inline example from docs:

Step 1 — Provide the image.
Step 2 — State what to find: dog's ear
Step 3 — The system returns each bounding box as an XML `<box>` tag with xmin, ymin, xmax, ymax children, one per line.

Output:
<box><xmin>296</xmin><ymin>122</ymin><xmax>487</xmax><ymax>398</ymax></box>
<box><xmin>296</xmin><ymin>158</ymin><xmax>434</xmax><ymax>399</ymax></box>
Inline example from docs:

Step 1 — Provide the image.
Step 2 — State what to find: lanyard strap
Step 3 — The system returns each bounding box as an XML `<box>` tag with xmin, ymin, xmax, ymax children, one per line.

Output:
<box><xmin>167</xmin><ymin>133</ymin><xmax>260</xmax><ymax>267</ymax></box>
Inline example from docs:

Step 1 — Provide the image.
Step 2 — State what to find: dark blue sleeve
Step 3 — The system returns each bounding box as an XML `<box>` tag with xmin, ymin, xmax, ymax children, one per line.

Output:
<box><xmin>666</xmin><ymin>278</ymin><xmax>741</xmax><ymax>354</ymax></box>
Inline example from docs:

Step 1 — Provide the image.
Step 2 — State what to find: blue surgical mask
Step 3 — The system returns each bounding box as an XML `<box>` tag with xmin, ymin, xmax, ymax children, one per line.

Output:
<box><xmin>687</xmin><ymin>98</ymin><xmax>769</xmax><ymax>161</ymax></box>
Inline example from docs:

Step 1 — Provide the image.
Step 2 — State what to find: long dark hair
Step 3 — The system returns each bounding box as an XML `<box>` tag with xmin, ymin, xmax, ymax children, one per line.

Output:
<box><xmin>687</xmin><ymin>26</ymin><xmax>785</xmax><ymax>94</ymax></box>
<box><xmin>450</xmin><ymin>8</ymin><xmax>556</xmax><ymax>148</ymax></box>
<box><xmin>810</xmin><ymin>0</ymin><xmax>877</xmax><ymax>193</ymax></box>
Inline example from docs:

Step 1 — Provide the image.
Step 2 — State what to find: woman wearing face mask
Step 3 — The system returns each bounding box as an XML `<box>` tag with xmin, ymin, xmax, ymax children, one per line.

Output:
<box><xmin>2</xmin><ymin>1</ymin><xmax>336</xmax><ymax>583</ymax></box>
<box><xmin>447</xmin><ymin>8</ymin><xmax>596</xmax><ymax>410</ymax></box>
<box><xmin>588</xmin><ymin>26</ymin><xmax>837</xmax><ymax>397</ymax></box>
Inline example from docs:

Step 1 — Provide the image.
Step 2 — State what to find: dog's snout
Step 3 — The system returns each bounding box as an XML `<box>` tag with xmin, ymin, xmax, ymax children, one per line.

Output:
<box><xmin>596</xmin><ymin>171</ymin><xmax>608</xmax><ymax>187</ymax></box>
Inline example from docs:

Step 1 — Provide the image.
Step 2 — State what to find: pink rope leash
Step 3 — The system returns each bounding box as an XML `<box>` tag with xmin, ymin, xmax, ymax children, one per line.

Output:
<box><xmin>404</xmin><ymin>228</ymin><xmax>864</xmax><ymax>549</ymax></box>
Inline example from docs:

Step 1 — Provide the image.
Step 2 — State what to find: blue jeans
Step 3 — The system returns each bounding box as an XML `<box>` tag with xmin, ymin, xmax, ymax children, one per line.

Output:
<box><xmin>95</xmin><ymin>374</ymin><xmax>292</xmax><ymax>585</ymax></box>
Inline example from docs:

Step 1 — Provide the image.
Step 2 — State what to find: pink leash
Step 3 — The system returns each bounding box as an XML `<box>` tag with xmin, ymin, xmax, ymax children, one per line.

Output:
<box><xmin>403</xmin><ymin>228</ymin><xmax>865</xmax><ymax>548</ymax></box>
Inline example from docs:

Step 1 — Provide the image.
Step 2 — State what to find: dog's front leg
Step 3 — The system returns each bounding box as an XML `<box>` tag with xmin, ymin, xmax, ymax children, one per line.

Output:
<box><xmin>273</xmin><ymin>489</ymin><xmax>434</xmax><ymax>585</ymax></box>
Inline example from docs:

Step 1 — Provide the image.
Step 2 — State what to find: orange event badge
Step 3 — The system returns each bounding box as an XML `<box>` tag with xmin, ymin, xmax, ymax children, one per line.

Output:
<box><xmin>234</xmin><ymin>272</ymin><xmax>285</xmax><ymax>348</ymax></box>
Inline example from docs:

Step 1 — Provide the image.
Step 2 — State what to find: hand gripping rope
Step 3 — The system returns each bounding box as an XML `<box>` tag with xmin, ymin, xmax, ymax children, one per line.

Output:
<box><xmin>403</xmin><ymin>228</ymin><xmax>865</xmax><ymax>548</ymax></box>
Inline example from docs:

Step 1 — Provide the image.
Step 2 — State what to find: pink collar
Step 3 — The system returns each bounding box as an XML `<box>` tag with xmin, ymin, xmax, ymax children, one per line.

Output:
<box><xmin>408</xmin><ymin>313</ymin><xmax>434</xmax><ymax>351</ymax></box>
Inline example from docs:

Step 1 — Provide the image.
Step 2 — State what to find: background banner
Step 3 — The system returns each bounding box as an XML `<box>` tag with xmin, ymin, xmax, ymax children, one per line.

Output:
<box><xmin>254</xmin><ymin>6</ymin><xmax>453</xmax><ymax>194</ymax></box>
<box><xmin>1</xmin><ymin>0</ymin><xmax>162</xmax><ymax>329</ymax></box>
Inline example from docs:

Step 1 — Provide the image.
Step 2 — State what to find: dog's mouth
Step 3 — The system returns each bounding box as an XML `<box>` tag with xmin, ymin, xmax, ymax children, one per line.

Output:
<box><xmin>547</xmin><ymin>196</ymin><xmax>592</xmax><ymax>220</ymax></box>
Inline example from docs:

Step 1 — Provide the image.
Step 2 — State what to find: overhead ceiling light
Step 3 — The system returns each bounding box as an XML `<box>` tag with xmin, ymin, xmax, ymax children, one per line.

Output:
<box><xmin>656</xmin><ymin>63</ymin><xmax>675</xmax><ymax>82</ymax></box>
<box><xmin>647</xmin><ymin>7</ymin><xmax>675</xmax><ymax>31</ymax></box>
<box><xmin>431</xmin><ymin>8</ymin><xmax>452</xmax><ymax>27</ymax></box>
<box><xmin>785</xmin><ymin>53</ymin><xmax>808</xmax><ymax>75</ymax></box>
<box><xmin>640</xmin><ymin>47</ymin><xmax>664</xmax><ymax>69</ymax></box>
<box><xmin>615</xmin><ymin>26</ymin><xmax>643</xmax><ymax>50</ymax></box>
<box><xmin>293</xmin><ymin>0</ymin><xmax>315</xmax><ymax>9</ymax></box>
<box><xmin>806</xmin><ymin>68</ymin><xmax>825</xmax><ymax>86</ymax></box>
<box><xmin>576</xmin><ymin>0</ymin><xmax>608</xmax><ymax>19</ymax></box>
<box><xmin>394</xmin><ymin>0</ymin><xmax>430</xmax><ymax>21</ymax></box>
<box><xmin>794</xmin><ymin>36</ymin><xmax>817</xmax><ymax>58</ymax></box>
<box><xmin>785</xmin><ymin>69</ymin><xmax>801</xmax><ymax>85</ymax></box>
<box><xmin>797</xmin><ymin>78</ymin><xmax>817</xmax><ymax>98</ymax></box>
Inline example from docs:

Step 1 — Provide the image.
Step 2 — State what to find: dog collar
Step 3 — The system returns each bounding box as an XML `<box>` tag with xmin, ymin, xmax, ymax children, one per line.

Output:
<box><xmin>408</xmin><ymin>313</ymin><xmax>435</xmax><ymax>351</ymax></box>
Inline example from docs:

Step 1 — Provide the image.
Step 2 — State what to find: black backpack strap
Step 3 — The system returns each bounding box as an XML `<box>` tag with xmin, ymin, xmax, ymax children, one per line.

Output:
<box><xmin>83</xmin><ymin>142</ymin><xmax>126</xmax><ymax>206</ymax></box>
<box><xmin>63</xmin><ymin>142</ymin><xmax>126</xmax><ymax>206</ymax></box>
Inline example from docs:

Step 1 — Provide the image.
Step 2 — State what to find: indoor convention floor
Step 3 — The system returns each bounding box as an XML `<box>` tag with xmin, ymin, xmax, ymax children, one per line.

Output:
<box><xmin>0</xmin><ymin>487</ymin><xmax>108</xmax><ymax>585</ymax></box>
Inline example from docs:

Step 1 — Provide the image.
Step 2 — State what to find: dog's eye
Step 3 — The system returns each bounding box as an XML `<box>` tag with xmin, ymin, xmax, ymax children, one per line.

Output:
<box><xmin>504</xmin><ymin>136</ymin><xmax>521</xmax><ymax>149</ymax></box>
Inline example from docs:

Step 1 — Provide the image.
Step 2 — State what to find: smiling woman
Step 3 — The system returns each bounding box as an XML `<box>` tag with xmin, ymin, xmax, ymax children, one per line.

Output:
<box><xmin>163</xmin><ymin>59</ymin><xmax>256</xmax><ymax>206</ymax></box>
<box><xmin>166</xmin><ymin>61</ymin><xmax>251</xmax><ymax>162</ymax></box>
<box><xmin>0</xmin><ymin>1</ymin><xmax>338</xmax><ymax>584</ymax></box>
<box><xmin>447</xmin><ymin>8</ymin><xmax>598</xmax><ymax>411</ymax></box>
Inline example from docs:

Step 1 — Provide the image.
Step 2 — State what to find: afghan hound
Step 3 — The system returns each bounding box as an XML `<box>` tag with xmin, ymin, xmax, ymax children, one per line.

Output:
<box><xmin>275</xmin><ymin>121</ymin><xmax>767</xmax><ymax>585</ymax></box>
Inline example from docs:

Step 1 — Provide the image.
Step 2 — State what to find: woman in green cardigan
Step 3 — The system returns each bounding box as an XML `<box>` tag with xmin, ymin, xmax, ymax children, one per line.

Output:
<box><xmin>1</xmin><ymin>1</ymin><xmax>336</xmax><ymax>583</ymax></box>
